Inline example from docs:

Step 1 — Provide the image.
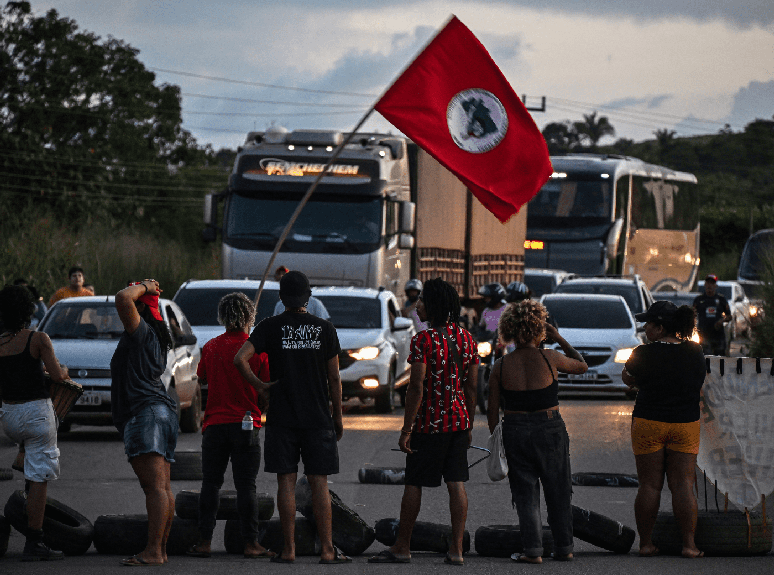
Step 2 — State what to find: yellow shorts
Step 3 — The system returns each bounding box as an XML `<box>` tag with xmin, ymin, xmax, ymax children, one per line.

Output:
<box><xmin>631</xmin><ymin>417</ymin><xmax>700</xmax><ymax>456</ymax></box>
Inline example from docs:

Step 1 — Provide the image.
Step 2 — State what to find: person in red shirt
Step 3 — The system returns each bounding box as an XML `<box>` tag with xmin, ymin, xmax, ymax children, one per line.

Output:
<box><xmin>186</xmin><ymin>292</ymin><xmax>275</xmax><ymax>559</ymax></box>
<box><xmin>370</xmin><ymin>278</ymin><xmax>479</xmax><ymax>566</ymax></box>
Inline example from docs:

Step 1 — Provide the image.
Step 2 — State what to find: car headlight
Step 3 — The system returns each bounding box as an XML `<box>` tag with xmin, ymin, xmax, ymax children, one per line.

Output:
<box><xmin>349</xmin><ymin>346</ymin><xmax>380</xmax><ymax>360</ymax></box>
<box><xmin>750</xmin><ymin>305</ymin><xmax>759</xmax><ymax>317</ymax></box>
<box><xmin>614</xmin><ymin>348</ymin><xmax>635</xmax><ymax>363</ymax></box>
<box><xmin>477</xmin><ymin>341</ymin><xmax>492</xmax><ymax>357</ymax></box>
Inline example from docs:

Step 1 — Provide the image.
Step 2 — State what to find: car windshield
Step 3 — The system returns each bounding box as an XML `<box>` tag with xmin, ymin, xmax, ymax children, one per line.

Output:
<box><xmin>524</xmin><ymin>274</ymin><xmax>555</xmax><ymax>298</ymax></box>
<box><xmin>554</xmin><ymin>283</ymin><xmax>641</xmax><ymax>314</ymax></box>
<box><xmin>40</xmin><ymin>303</ymin><xmax>125</xmax><ymax>339</ymax></box>
<box><xmin>315</xmin><ymin>296</ymin><xmax>381</xmax><ymax>329</ymax></box>
<box><xmin>656</xmin><ymin>293</ymin><xmax>699</xmax><ymax>307</ymax></box>
<box><xmin>543</xmin><ymin>298</ymin><xmax>633</xmax><ymax>330</ymax></box>
<box><xmin>174</xmin><ymin>288</ymin><xmax>279</xmax><ymax>326</ymax></box>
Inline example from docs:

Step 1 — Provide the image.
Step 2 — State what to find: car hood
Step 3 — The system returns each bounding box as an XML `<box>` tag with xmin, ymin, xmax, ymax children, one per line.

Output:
<box><xmin>336</xmin><ymin>328</ymin><xmax>386</xmax><ymax>351</ymax></box>
<box><xmin>50</xmin><ymin>339</ymin><xmax>119</xmax><ymax>369</ymax></box>
<box><xmin>557</xmin><ymin>327</ymin><xmax>640</xmax><ymax>348</ymax></box>
<box><xmin>191</xmin><ymin>326</ymin><xmax>226</xmax><ymax>348</ymax></box>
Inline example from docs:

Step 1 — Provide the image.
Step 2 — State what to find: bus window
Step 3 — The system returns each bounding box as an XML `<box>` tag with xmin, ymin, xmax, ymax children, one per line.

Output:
<box><xmin>632</xmin><ymin>176</ymin><xmax>698</xmax><ymax>231</ymax></box>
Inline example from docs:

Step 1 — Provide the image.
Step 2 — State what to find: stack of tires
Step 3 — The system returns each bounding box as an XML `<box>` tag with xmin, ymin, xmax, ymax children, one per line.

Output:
<box><xmin>375</xmin><ymin>518</ymin><xmax>471</xmax><ymax>554</ymax></box>
<box><xmin>653</xmin><ymin>510</ymin><xmax>772</xmax><ymax>556</ymax></box>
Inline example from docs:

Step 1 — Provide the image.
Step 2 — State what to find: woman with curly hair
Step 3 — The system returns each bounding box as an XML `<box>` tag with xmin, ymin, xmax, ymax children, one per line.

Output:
<box><xmin>487</xmin><ymin>300</ymin><xmax>587</xmax><ymax>564</ymax></box>
<box><xmin>0</xmin><ymin>284</ymin><xmax>69</xmax><ymax>561</ymax></box>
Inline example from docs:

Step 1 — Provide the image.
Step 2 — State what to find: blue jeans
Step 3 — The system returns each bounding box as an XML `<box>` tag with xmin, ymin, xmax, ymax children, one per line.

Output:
<box><xmin>502</xmin><ymin>411</ymin><xmax>573</xmax><ymax>557</ymax></box>
<box><xmin>200</xmin><ymin>423</ymin><xmax>262</xmax><ymax>542</ymax></box>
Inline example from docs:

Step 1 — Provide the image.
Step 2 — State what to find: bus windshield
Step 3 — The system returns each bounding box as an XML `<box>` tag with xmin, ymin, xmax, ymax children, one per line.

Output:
<box><xmin>528</xmin><ymin>177</ymin><xmax>612</xmax><ymax>224</ymax></box>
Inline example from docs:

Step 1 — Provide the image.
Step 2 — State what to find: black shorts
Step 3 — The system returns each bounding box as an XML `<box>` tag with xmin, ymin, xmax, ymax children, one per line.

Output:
<box><xmin>404</xmin><ymin>430</ymin><xmax>470</xmax><ymax>488</ymax></box>
<box><xmin>263</xmin><ymin>425</ymin><xmax>339</xmax><ymax>476</ymax></box>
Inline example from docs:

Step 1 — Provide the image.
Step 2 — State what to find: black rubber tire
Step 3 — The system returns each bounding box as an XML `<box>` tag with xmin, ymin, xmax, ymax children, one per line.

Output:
<box><xmin>571</xmin><ymin>472</ymin><xmax>639</xmax><ymax>488</ymax></box>
<box><xmin>93</xmin><ymin>514</ymin><xmax>198</xmax><ymax>556</ymax></box>
<box><xmin>295</xmin><ymin>475</ymin><xmax>375</xmax><ymax>556</ymax></box>
<box><xmin>175</xmin><ymin>489</ymin><xmax>274</xmax><ymax>521</ymax></box>
<box><xmin>571</xmin><ymin>504</ymin><xmax>635</xmax><ymax>554</ymax></box>
<box><xmin>652</xmin><ymin>510</ymin><xmax>772</xmax><ymax>556</ymax></box>
<box><xmin>374</xmin><ymin>518</ymin><xmax>471</xmax><ymax>554</ymax></box>
<box><xmin>224</xmin><ymin>518</ymin><xmax>321</xmax><ymax>556</ymax></box>
<box><xmin>474</xmin><ymin>524</ymin><xmax>554</xmax><ymax>558</ymax></box>
<box><xmin>398</xmin><ymin>387</ymin><xmax>407</xmax><ymax>407</ymax></box>
<box><xmin>57</xmin><ymin>420</ymin><xmax>72</xmax><ymax>433</ymax></box>
<box><xmin>477</xmin><ymin>364</ymin><xmax>490</xmax><ymax>415</ymax></box>
<box><xmin>374</xmin><ymin>367</ymin><xmax>395</xmax><ymax>414</ymax></box>
<box><xmin>179</xmin><ymin>384</ymin><xmax>202</xmax><ymax>433</ymax></box>
<box><xmin>169</xmin><ymin>450</ymin><xmax>203</xmax><ymax>481</ymax></box>
<box><xmin>358</xmin><ymin>467</ymin><xmax>406</xmax><ymax>485</ymax></box>
<box><xmin>0</xmin><ymin>468</ymin><xmax>13</xmax><ymax>481</ymax></box>
<box><xmin>4</xmin><ymin>490</ymin><xmax>94</xmax><ymax>555</ymax></box>
<box><xmin>0</xmin><ymin>515</ymin><xmax>10</xmax><ymax>558</ymax></box>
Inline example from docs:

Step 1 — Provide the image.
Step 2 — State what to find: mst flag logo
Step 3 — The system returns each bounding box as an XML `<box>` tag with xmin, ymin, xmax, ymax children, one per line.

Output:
<box><xmin>447</xmin><ymin>89</ymin><xmax>508</xmax><ymax>154</ymax></box>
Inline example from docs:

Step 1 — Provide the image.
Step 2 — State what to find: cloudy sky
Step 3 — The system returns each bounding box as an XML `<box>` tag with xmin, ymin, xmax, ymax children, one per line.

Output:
<box><xmin>32</xmin><ymin>0</ymin><xmax>774</xmax><ymax>152</ymax></box>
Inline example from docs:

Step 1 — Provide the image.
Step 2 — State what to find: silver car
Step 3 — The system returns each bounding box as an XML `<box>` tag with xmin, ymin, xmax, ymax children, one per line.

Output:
<box><xmin>39</xmin><ymin>296</ymin><xmax>202</xmax><ymax>432</ymax></box>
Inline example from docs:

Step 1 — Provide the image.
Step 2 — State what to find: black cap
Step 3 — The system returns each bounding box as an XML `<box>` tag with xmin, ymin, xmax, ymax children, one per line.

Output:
<box><xmin>279</xmin><ymin>271</ymin><xmax>312</xmax><ymax>308</ymax></box>
<box><xmin>635</xmin><ymin>300</ymin><xmax>678</xmax><ymax>323</ymax></box>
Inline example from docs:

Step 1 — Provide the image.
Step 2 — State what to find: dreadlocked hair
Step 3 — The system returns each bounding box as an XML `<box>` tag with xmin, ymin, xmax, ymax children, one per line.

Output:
<box><xmin>218</xmin><ymin>292</ymin><xmax>256</xmax><ymax>331</ymax></box>
<box><xmin>499</xmin><ymin>300</ymin><xmax>547</xmax><ymax>347</ymax></box>
<box><xmin>422</xmin><ymin>277</ymin><xmax>460</xmax><ymax>327</ymax></box>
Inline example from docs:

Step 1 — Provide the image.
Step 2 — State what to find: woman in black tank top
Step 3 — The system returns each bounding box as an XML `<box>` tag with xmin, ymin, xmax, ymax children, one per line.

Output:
<box><xmin>486</xmin><ymin>300</ymin><xmax>587</xmax><ymax>564</ymax></box>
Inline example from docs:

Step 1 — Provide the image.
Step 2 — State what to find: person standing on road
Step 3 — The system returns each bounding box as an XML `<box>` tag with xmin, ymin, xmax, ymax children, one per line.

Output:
<box><xmin>187</xmin><ymin>293</ymin><xmax>275</xmax><ymax>559</ymax></box>
<box><xmin>0</xmin><ymin>284</ymin><xmax>70</xmax><ymax>561</ymax></box>
<box><xmin>48</xmin><ymin>266</ymin><xmax>94</xmax><ymax>307</ymax></box>
<box><xmin>234</xmin><ymin>271</ymin><xmax>349</xmax><ymax>564</ymax></box>
<box><xmin>693</xmin><ymin>274</ymin><xmax>731</xmax><ymax>356</ymax></box>
<box><xmin>369</xmin><ymin>277</ymin><xmax>478</xmax><ymax>566</ymax></box>
<box><xmin>487</xmin><ymin>300</ymin><xmax>587</xmax><ymax>564</ymax></box>
<box><xmin>622</xmin><ymin>300</ymin><xmax>705</xmax><ymax>559</ymax></box>
<box><xmin>111</xmin><ymin>279</ymin><xmax>178</xmax><ymax>567</ymax></box>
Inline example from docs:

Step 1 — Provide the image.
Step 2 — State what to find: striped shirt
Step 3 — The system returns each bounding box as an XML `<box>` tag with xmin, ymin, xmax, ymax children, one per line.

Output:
<box><xmin>407</xmin><ymin>323</ymin><xmax>479</xmax><ymax>434</ymax></box>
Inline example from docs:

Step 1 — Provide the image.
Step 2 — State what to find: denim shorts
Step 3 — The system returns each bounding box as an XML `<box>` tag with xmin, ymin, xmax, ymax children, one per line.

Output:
<box><xmin>123</xmin><ymin>403</ymin><xmax>178</xmax><ymax>462</ymax></box>
<box><xmin>0</xmin><ymin>399</ymin><xmax>60</xmax><ymax>482</ymax></box>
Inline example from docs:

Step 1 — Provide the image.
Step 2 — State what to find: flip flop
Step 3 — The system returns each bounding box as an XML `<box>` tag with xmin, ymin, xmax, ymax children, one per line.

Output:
<box><xmin>552</xmin><ymin>553</ymin><xmax>574</xmax><ymax>562</ymax></box>
<box><xmin>120</xmin><ymin>555</ymin><xmax>163</xmax><ymax>566</ymax></box>
<box><xmin>244</xmin><ymin>549</ymin><xmax>277</xmax><ymax>559</ymax></box>
<box><xmin>320</xmin><ymin>549</ymin><xmax>352</xmax><ymax>564</ymax></box>
<box><xmin>186</xmin><ymin>545</ymin><xmax>211</xmax><ymax>558</ymax></box>
<box><xmin>510</xmin><ymin>553</ymin><xmax>542</xmax><ymax>564</ymax></box>
<box><xmin>270</xmin><ymin>554</ymin><xmax>295</xmax><ymax>564</ymax></box>
<box><xmin>444</xmin><ymin>553</ymin><xmax>464</xmax><ymax>566</ymax></box>
<box><xmin>368</xmin><ymin>549</ymin><xmax>411</xmax><ymax>563</ymax></box>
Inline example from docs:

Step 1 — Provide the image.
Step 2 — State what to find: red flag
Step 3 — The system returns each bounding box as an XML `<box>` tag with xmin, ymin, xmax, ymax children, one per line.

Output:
<box><xmin>375</xmin><ymin>16</ymin><xmax>551</xmax><ymax>223</ymax></box>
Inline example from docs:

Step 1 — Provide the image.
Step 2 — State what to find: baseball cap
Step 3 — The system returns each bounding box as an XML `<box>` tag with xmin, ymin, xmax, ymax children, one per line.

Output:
<box><xmin>634</xmin><ymin>300</ymin><xmax>678</xmax><ymax>323</ymax></box>
<box><xmin>279</xmin><ymin>271</ymin><xmax>312</xmax><ymax>308</ymax></box>
<box><xmin>704</xmin><ymin>274</ymin><xmax>718</xmax><ymax>283</ymax></box>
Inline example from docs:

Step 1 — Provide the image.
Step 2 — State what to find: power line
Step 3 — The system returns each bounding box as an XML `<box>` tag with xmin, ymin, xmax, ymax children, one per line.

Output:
<box><xmin>0</xmin><ymin>183</ymin><xmax>204</xmax><ymax>205</ymax></box>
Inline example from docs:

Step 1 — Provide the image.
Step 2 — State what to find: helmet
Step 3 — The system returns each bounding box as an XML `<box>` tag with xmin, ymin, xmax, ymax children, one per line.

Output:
<box><xmin>506</xmin><ymin>281</ymin><xmax>530</xmax><ymax>302</ymax></box>
<box><xmin>478</xmin><ymin>283</ymin><xmax>506</xmax><ymax>302</ymax></box>
<box><xmin>404</xmin><ymin>279</ymin><xmax>423</xmax><ymax>293</ymax></box>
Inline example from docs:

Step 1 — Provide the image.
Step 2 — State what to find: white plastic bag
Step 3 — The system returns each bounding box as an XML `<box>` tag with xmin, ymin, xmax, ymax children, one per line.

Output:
<box><xmin>487</xmin><ymin>421</ymin><xmax>508</xmax><ymax>481</ymax></box>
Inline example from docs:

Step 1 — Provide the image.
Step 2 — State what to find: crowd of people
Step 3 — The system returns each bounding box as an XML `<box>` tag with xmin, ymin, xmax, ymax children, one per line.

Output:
<box><xmin>0</xmin><ymin>268</ymin><xmax>711</xmax><ymax>563</ymax></box>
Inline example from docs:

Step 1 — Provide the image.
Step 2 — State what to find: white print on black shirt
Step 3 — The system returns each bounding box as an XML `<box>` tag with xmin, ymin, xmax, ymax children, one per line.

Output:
<box><xmin>281</xmin><ymin>324</ymin><xmax>323</xmax><ymax>350</ymax></box>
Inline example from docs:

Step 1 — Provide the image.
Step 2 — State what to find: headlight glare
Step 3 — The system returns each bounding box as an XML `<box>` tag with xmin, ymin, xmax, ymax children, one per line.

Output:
<box><xmin>349</xmin><ymin>346</ymin><xmax>380</xmax><ymax>360</ymax></box>
<box><xmin>477</xmin><ymin>341</ymin><xmax>492</xmax><ymax>357</ymax></box>
<box><xmin>614</xmin><ymin>348</ymin><xmax>634</xmax><ymax>363</ymax></box>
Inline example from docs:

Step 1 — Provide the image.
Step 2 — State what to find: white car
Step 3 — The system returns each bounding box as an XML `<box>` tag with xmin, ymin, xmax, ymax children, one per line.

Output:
<box><xmin>540</xmin><ymin>293</ymin><xmax>643</xmax><ymax>398</ymax></box>
<box><xmin>38</xmin><ymin>296</ymin><xmax>202</xmax><ymax>432</ymax></box>
<box><xmin>696</xmin><ymin>280</ymin><xmax>752</xmax><ymax>339</ymax></box>
<box><xmin>313</xmin><ymin>287</ymin><xmax>415</xmax><ymax>413</ymax></box>
<box><xmin>524</xmin><ymin>268</ymin><xmax>574</xmax><ymax>299</ymax></box>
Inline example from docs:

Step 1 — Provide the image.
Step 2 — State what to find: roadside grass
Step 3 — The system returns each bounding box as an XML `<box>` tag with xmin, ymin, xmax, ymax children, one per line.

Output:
<box><xmin>697</xmin><ymin>250</ymin><xmax>740</xmax><ymax>284</ymax></box>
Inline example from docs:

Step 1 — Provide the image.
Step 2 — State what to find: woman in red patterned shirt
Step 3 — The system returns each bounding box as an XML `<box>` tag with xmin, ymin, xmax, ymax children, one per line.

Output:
<box><xmin>369</xmin><ymin>278</ymin><xmax>478</xmax><ymax>566</ymax></box>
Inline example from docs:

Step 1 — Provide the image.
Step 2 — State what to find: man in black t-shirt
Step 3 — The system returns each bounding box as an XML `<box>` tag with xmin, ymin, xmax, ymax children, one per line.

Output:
<box><xmin>693</xmin><ymin>274</ymin><xmax>731</xmax><ymax>356</ymax></box>
<box><xmin>234</xmin><ymin>271</ymin><xmax>348</xmax><ymax>564</ymax></box>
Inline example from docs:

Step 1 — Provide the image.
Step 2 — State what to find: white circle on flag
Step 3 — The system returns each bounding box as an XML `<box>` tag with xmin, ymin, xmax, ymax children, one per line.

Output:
<box><xmin>447</xmin><ymin>89</ymin><xmax>508</xmax><ymax>154</ymax></box>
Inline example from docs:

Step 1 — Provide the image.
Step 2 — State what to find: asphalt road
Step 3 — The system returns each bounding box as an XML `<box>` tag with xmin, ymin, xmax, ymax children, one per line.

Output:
<box><xmin>1</xmin><ymin>396</ymin><xmax>771</xmax><ymax>573</ymax></box>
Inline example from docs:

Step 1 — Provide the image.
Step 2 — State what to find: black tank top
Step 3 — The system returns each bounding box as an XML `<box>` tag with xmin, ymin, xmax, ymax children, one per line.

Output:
<box><xmin>0</xmin><ymin>332</ymin><xmax>50</xmax><ymax>402</ymax></box>
<box><xmin>499</xmin><ymin>349</ymin><xmax>559</xmax><ymax>412</ymax></box>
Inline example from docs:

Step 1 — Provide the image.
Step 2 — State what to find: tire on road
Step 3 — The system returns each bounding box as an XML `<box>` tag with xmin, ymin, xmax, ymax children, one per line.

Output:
<box><xmin>0</xmin><ymin>515</ymin><xmax>10</xmax><ymax>558</ymax></box>
<box><xmin>474</xmin><ymin>524</ymin><xmax>554</xmax><ymax>558</ymax></box>
<box><xmin>93</xmin><ymin>514</ymin><xmax>198</xmax><ymax>556</ymax></box>
<box><xmin>295</xmin><ymin>475</ymin><xmax>375</xmax><ymax>556</ymax></box>
<box><xmin>169</xmin><ymin>450</ymin><xmax>203</xmax><ymax>481</ymax></box>
<box><xmin>571</xmin><ymin>472</ymin><xmax>639</xmax><ymax>488</ymax></box>
<box><xmin>477</xmin><ymin>364</ymin><xmax>490</xmax><ymax>415</ymax></box>
<box><xmin>571</xmin><ymin>504</ymin><xmax>635</xmax><ymax>554</ymax></box>
<box><xmin>224</xmin><ymin>518</ymin><xmax>321</xmax><ymax>556</ymax></box>
<box><xmin>374</xmin><ymin>365</ymin><xmax>395</xmax><ymax>414</ymax></box>
<box><xmin>374</xmin><ymin>518</ymin><xmax>471</xmax><ymax>554</ymax></box>
<box><xmin>179</xmin><ymin>385</ymin><xmax>202</xmax><ymax>433</ymax></box>
<box><xmin>175</xmin><ymin>489</ymin><xmax>274</xmax><ymax>521</ymax></box>
<box><xmin>4</xmin><ymin>490</ymin><xmax>94</xmax><ymax>556</ymax></box>
<box><xmin>652</xmin><ymin>510</ymin><xmax>772</xmax><ymax>556</ymax></box>
<box><xmin>358</xmin><ymin>467</ymin><xmax>405</xmax><ymax>485</ymax></box>
<box><xmin>0</xmin><ymin>468</ymin><xmax>13</xmax><ymax>481</ymax></box>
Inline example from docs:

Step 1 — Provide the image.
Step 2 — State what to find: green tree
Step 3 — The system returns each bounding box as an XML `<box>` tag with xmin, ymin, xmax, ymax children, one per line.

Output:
<box><xmin>541</xmin><ymin>121</ymin><xmax>580</xmax><ymax>155</ymax></box>
<box><xmin>572</xmin><ymin>111</ymin><xmax>615</xmax><ymax>151</ymax></box>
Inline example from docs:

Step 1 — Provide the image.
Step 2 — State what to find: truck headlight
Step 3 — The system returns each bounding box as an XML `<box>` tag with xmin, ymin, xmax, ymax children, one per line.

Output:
<box><xmin>349</xmin><ymin>346</ymin><xmax>380</xmax><ymax>360</ymax></box>
<box><xmin>477</xmin><ymin>341</ymin><xmax>492</xmax><ymax>357</ymax></box>
<box><xmin>614</xmin><ymin>348</ymin><xmax>634</xmax><ymax>363</ymax></box>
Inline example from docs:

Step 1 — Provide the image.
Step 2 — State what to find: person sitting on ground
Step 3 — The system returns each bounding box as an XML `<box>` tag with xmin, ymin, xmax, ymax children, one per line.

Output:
<box><xmin>0</xmin><ymin>284</ymin><xmax>70</xmax><ymax>562</ymax></box>
<box><xmin>48</xmin><ymin>266</ymin><xmax>94</xmax><ymax>306</ymax></box>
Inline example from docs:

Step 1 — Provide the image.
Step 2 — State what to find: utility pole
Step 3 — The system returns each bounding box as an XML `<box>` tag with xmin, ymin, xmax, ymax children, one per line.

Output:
<box><xmin>521</xmin><ymin>95</ymin><xmax>547</xmax><ymax>113</ymax></box>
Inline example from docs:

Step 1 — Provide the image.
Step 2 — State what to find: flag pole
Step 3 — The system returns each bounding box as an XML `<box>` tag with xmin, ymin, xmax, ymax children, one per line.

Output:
<box><xmin>254</xmin><ymin>14</ymin><xmax>456</xmax><ymax>307</ymax></box>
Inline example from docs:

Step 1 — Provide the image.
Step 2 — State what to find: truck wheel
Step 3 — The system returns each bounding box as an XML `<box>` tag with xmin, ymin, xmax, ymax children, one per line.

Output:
<box><xmin>374</xmin><ymin>368</ymin><xmax>395</xmax><ymax>414</ymax></box>
<box><xmin>175</xmin><ymin>489</ymin><xmax>275</xmax><ymax>521</ymax></box>
<box><xmin>374</xmin><ymin>518</ymin><xmax>470</xmax><ymax>553</ymax></box>
<box><xmin>474</xmin><ymin>524</ymin><xmax>554</xmax><ymax>558</ymax></box>
<box><xmin>652</xmin><ymin>510</ymin><xmax>772</xmax><ymax>556</ymax></box>
<box><xmin>93</xmin><ymin>514</ymin><xmax>198</xmax><ymax>556</ymax></box>
<box><xmin>477</xmin><ymin>365</ymin><xmax>490</xmax><ymax>415</ymax></box>
<box><xmin>571</xmin><ymin>504</ymin><xmax>635</xmax><ymax>554</ymax></box>
<box><xmin>169</xmin><ymin>450</ymin><xmax>203</xmax><ymax>481</ymax></box>
<box><xmin>179</xmin><ymin>385</ymin><xmax>202</xmax><ymax>433</ymax></box>
<box><xmin>225</xmin><ymin>517</ymin><xmax>321</xmax><ymax>555</ymax></box>
<box><xmin>358</xmin><ymin>467</ymin><xmax>406</xmax><ymax>485</ymax></box>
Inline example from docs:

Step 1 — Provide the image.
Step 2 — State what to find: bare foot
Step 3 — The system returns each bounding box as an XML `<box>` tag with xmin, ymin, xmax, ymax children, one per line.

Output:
<box><xmin>682</xmin><ymin>548</ymin><xmax>704</xmax><ymax>558</ymax></box>
<box><xmin>511</xmin><ymin>553</ymin><xmax>542</xmax><ymax>564</ymax></box>
<box><xmin>639</xmin><ymin>545</ymin><xmax>659</xmax><ymax>557</ymax></box>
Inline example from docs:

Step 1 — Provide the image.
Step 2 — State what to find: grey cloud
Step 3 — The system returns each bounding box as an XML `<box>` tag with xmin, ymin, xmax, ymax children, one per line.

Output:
<box><xmin>647</xmin><ymin>95</ymin><xmax>672</xmax><ymax>109</ymax></box>
<box><xmin>726</xmin><ymin>80</ymin><xmax>774</xmax><ymax>130</ymax></box>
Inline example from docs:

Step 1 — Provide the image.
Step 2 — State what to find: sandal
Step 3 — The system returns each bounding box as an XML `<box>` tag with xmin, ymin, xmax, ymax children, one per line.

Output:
<box><xmin>320</xmin><ymin>549</ymin><xmax>352</xmax><ymax>564</ymax></box>
<box><xmin>120</xmin><ymin>555</ymin><xmax>164</xmax><ymax>566</ymax></box>
<box><xmin>368</xmin><ymin>549</ymin><xmax>411</xmax><ymax>563</ymax></box>
<box><xmin>444</xmin><ymin>553</ymin><xmax>464</xmax><ymax>566</ymax></box>
<box><xmin>510</xmin><ymin>553</ymin><xmax>542</xmax><ymax>564</ymax></box>
<box><xmin>185</xmin><ymin>545</ymin><xmax>211</xmax><ymax>558</ymax></box>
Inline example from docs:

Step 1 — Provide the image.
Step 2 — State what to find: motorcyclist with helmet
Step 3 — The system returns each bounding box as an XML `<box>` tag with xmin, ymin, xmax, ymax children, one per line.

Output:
<box><xmin>505</xmin><ymin>281</ymin><xmax>532</xmax><ymax>303</ymax></box>
<box><xmin>477</xmin><ymin>283</ymin><xmax>507</xmax><ymax>338</ymax></box>
<box><xmin>403</xmin><ymin>279</ymin><xmax>427</xmax><ymax>332</ymax></box>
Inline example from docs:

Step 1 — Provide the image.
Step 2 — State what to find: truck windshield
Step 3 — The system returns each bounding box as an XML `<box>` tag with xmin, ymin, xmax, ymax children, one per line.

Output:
<box><xmin>225</xmin><ymin>194</ymin><xmax>382</xmax><ymax>254</ymax></box>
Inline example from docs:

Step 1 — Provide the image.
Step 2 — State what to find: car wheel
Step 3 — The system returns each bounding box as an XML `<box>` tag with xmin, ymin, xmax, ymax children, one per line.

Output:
<box><xmin>398</xmin><ymin>387</ymin><xmax>407</xmax><ymax>407</ymax></box>
<box><xmin>477</xmin><ymin>365</ymin><xmax>490</xmax><ymax>415</ymax></box>
<box><xmin>375</xmin><ymin>366</ymin><xmax>395</xmax><ymax>414</ymax></box>
<box><xmin>167</xmin><ymin>385</ymin><xmax>182</xmax><ymax>423</ymax></box>
<box><xmin>179</xmin><ymin>384</ymin><xmax>202</xmax><ymax>433</ymax></box>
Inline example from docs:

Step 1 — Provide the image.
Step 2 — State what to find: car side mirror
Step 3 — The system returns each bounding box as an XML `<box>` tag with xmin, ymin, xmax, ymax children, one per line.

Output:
<box><xmin>393</xmin><ymin>317</ymin><xmax>413</xmax><ymax>331</ymax></box>
<box><xmin>175</xmin><ymin>334</ymin><xmax>197</xmax><ymax>347</ymax></box>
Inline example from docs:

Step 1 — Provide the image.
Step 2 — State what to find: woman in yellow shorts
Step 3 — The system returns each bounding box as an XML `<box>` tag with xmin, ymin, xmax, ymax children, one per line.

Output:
<box><xmin>622</xmin><ymin>301</ymin><xmax>705</xmax><ymax>559</ymax></box>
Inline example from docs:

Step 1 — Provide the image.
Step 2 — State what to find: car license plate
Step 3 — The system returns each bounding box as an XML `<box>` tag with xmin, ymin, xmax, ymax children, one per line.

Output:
<box><xmin>75</xmin><ymin>392</ymin><xmax>102</xmax><ymax>406</ymax></box>
<box><xmin>568</xmin><ymin>370</ymin><xmax>598</xmax><ymax>381</ymax></box>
